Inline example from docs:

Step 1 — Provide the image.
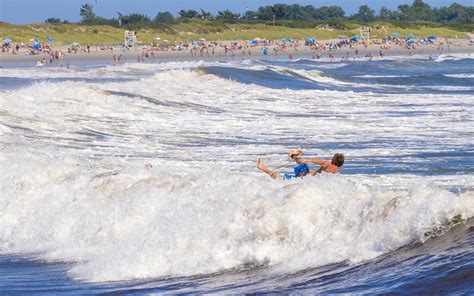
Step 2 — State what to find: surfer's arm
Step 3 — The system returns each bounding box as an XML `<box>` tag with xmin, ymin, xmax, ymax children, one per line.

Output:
<box><xmin>301</xmin><ymin>158</ymin><xmax>330</xmax><ymax>168</ymax></box>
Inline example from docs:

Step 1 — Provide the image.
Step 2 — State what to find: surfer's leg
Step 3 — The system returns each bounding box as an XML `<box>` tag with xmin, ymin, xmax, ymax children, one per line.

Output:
<box><xmin>257</xmin><ymin>158</ymin><xmax>279</xmax><ymax>179</ymax></box>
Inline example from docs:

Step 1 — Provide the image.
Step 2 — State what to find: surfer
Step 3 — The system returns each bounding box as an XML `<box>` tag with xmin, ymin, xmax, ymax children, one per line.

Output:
<box><xmin>301</xmin><ymin>153</ymin><xmax>345</xmax><ymax>175</ymax></box>
<box><xmin>257</xmin><ymin>149</ymin><xmax>310</xmax><ymax>180</ymax></box>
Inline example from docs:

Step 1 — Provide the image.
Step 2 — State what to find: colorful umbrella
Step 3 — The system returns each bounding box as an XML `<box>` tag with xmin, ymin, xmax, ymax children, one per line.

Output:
<box><xmin>30</xmin><ymin>38</ymin><xmax>40</xmax><ymax>43</ymax></box>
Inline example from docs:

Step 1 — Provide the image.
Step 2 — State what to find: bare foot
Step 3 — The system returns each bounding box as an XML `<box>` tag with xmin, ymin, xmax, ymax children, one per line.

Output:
<box><xmin>257</xmin><ymin>158</ymin><xmax>265</xmax><ymax>170</ymax></box>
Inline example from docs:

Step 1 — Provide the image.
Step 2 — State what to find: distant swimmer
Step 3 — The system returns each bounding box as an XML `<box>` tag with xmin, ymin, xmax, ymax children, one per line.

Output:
<box><xmin>301</xmin><ymin>153</ymin><xmax>345</xmax><ymax>175</ymax></box>
<box><xmin>257</xmin><ymin>149</ymin><xmax>310</xmax><ymax>180</ymax></box>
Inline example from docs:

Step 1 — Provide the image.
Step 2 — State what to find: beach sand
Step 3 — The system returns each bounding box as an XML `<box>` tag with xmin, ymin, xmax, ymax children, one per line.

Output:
<box><xmin>1</xmin><ymin>38</ymin><xmax>473</xmax><ymax>67</ymax></box>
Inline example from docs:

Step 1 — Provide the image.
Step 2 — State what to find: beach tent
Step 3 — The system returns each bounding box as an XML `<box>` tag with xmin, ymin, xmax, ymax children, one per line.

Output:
<box><xmin>428</xmin><ymin>35</ymin><xmax>437</xmax><ymax>40</ymax></box>
<box><xmin>407</xmin><ymin>33</ymin><xmax>416</xmax><ymax>38</ymax></box>
<box><xmin>47</xmin><ymin>36</ymin><xmax>56</xmax><ymax>43</ymax></box>
<box><xmin>391</xmin><ymin>32</ymin><xmax>400</xmax><ymax>36</ymax></box>
<box><xmin>3</xmin><ymin>38</ymin><xmax>12</xmax><ymax>43</ymax></box>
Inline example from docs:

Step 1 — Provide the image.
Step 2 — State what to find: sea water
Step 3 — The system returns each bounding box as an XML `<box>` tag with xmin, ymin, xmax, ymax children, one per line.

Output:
<box><xmin>0</xmin><ymin>54</ymin><xmax>473</xmax><ymax>294</ymax></box>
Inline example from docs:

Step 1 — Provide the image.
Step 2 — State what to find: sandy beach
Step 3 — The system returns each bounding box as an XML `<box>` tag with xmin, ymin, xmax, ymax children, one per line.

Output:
<box><xmin>1</xmin><ymin>38</ymin><xmax>473</xmax><ymax>67</ymax></box>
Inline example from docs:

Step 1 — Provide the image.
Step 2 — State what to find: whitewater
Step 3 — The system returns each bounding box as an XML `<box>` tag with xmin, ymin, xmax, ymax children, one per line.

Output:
<box><xmin>0</xmin><ymin>55</ymin><xmax>473</xmax><ymax>294</ymax></box>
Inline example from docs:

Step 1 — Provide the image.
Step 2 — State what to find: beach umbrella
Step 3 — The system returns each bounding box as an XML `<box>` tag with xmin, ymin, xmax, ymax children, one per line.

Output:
<box><xmin>251</xmin><ymin>40</ymin><xmax>258</xmax><ymax>44</ymax></box>
<box><xmin>428</xmin><ymin>35</ymin><xmax>437</xmax><ymax>40</ymax></box>
<box><xmin>3</xmin><ymin>38</ymin><xmax>12</xmax><ymax>43</ymax></box>
<box><xmin>407</xmin><ymin>33</ymin><xmax>416</xmax><ymax>38</ymax></box>
<box><xmin>407</xmin><ymin>39</ymin><xmax>416</xmax><ymax>44</ymax></box>
<box><xmin>351</xmin><ymin>35</ymin><xmax>361</xmax><ymax>42</ymax></box>
<box><xmin>33</xmin><ymin>43</ymin><xmax>41</xmax><ymax>50</ymax></box>
<box><xmin>30</xmin><ymin>38</ymin><xmax>40</xmax><ymax>43</ymax></box>
<box><xmin>47</xmin><ymin>36</ymin><xmax>55</xmax><ymax>43</ymax></box>
<box><xmin>391</xmin><ymin>32</ymin><xmax>400</xmax><ymax>36</ymax></box>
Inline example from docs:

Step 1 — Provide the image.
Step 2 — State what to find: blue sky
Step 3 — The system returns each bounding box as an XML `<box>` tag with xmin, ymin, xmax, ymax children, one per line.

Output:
<box><xmin>0</xmin><ymin>0</ymin><xmax>472</xmax><ymax>24</ymax></box>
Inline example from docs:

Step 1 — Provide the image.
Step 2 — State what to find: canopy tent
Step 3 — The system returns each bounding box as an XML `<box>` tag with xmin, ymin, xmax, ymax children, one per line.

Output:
<box><xmin>3</xmin><ymin>38</ymin><xmax>12</xmax><ymax>43</ymax></box>
<box><xmin>47</xmin><ymin>36</ymin><xmax>56</xmax><ymax>43</ymax></box>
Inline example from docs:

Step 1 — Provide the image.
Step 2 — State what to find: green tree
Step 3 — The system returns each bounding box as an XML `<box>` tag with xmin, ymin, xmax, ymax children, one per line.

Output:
<box><xmin>216</xmin><ymin>9</ymin><xmax>240</xmax><ymax>21</ymax></box>
<box><xmin>45</xmin><ymin>17</ymin><xmax>61</xmax><ymax>23</ymax></box>
<box><xmin>198</xmin><ymin>9</ymin><xmax>212</xmax><ymax>19</ymax></box>
<box><xmin>154</xmin><ymin>12</ymin><xmax>175</xmax><ymax>24</ymax></box>
<box><xmin>80</xmin><ymin>4</ymin><xmax>96</xmax><ymax>24</ymax></box>
<box><xmin>353</xmin><ymin>5</ymin><xmax>376</xmax><ymax>22</ymax></box>
<box><xmin>178</xmin><ymin>9</ymin><xmax>199</xmax><ymax>19</ymax></box>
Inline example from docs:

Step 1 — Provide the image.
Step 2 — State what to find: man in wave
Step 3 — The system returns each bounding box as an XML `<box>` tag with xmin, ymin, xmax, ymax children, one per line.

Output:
<box><xmin>257</xmin><ymin>149</ymin><xmax>344</xmax><ymax>179</ymax></box>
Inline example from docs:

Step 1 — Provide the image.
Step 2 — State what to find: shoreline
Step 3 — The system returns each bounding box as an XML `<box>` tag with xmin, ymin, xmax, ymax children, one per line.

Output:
<box><xmin>1</xmin><ymin>39</ymin><xmax>473</xmax><ymax>67</ymax></box>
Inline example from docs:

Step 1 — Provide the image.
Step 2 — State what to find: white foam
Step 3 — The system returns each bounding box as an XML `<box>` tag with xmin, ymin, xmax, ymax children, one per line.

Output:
<box><xmin>1</xmin><ymin>147</ymin><xmax>473</xmax><ymax>283</ymax></box>
<box><xmin>1</xmin><ymin>60</ymin><xmax>473</xmax><ymax>283</ymax></box>
<box><xmin>444</xmin><ymin>73</ymin><xmax>474</xmax><ymax>78</ymax></box>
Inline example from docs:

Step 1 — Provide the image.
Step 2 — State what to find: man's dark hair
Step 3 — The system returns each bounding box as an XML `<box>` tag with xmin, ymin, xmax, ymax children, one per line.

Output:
<box><xmin>331</xmin><ymin>153</ymin><xmax>345</xmax><ymax>167</ymax></box>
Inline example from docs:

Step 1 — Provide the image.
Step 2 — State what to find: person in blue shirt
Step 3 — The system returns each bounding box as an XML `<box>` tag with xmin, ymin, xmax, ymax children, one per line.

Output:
<box><xmin>257</xmin><ymin>149</ymin><xmax>310</xmax><ymax>180</ymax></box>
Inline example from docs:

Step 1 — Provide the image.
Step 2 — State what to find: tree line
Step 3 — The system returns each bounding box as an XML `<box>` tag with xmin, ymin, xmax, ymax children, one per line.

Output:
<box><xmin>45</xmin><ymin>0</ymin><xmax>473</xmax><ymax>29</ymax></box>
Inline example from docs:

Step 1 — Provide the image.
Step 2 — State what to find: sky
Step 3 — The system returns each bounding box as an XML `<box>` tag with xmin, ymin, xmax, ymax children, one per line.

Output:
<box><xmin>0</xmin><ymin>0</ymin><xmax>472</xmax><ymax>24</ymax></box>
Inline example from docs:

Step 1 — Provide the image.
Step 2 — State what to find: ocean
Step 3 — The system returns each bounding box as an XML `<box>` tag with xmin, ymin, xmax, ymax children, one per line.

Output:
<box><xmin>0</xmin><ymin>53</ymin><xmax>473</xmax><ymax>294</ymax></box>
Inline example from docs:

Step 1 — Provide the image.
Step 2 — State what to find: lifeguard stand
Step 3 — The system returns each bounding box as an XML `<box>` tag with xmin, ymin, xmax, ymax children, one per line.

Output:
<box><xmin>124</xmin><ymin>31</ymin><xmax>137</xmax><ymax>50</ymax></box>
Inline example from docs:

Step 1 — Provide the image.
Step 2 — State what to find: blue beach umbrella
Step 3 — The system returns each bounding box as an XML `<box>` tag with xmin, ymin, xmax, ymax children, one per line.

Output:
<box><xmin>3</xmin><ymin>38</ymin><xmax>12</xmax><ymax>43</ymax></box>
<box><xmin>428</xmin><ymin>35</ymin><xmax>437</xmax><ymax>40</ymax></box>
<box><xmin>391</xmin><ymin>32</ymin><xmax>400</xmax><ymax>37</ymax></box>
<box><xmin>47</xmin><ymin>36</ymin><xmax>56</xmax><ymax>43</ymax></box>
<box><xmin>407</xmin><ymin>39</ymin><xmax>416</xmax><ymax>45</ymax></box>
<box><xmin>33</xmin><ymin>43</ymin><xmax>41</xmax><ymax>49</ymax></box>
<box><xmin>407</xmin><ymin>33</ymin><xmax>416</xmax><ymax>38</ymax></box>
<box><xmin>351</xmin><ymin>35</ymin><xmax>361</xmax><ymax>42</ymax></box>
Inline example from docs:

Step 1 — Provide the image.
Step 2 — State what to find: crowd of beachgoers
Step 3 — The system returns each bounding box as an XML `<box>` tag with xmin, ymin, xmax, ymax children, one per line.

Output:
<box><xmin>1</xmin><ymin>33</ymin><xmax>473</xmax><ymax>66</ymax></box>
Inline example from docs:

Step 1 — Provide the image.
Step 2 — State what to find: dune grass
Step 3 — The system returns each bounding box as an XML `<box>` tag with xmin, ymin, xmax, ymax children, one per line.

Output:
<box><xmin>0</xmin><ymin>21</ymin><xmax>468</xmax><ymax>46</ymax></box>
